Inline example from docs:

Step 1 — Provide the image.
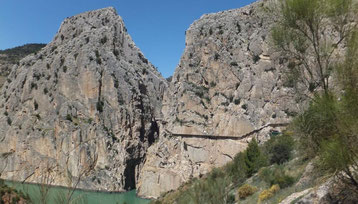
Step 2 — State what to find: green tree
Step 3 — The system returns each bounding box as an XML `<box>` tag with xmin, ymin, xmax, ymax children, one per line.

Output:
<box><xmin>293</xmin><ymin>93</ymin><xmax>339</xmax><ymax>158</ymax></box>
<box><xmin>272</xmin><ymin>0</ymin><xmax>357</xmax><ymax>94</ymax></box>
<box><xmin>244</xmin><ymin>138</ymin><xmax>267</xmax><ymax>176</ymax></box>
<box><xmin>318</xmin><ymin>30</ymin><xmax>358</xmax><ymax>193</ymax></box>
<box><xmin>226</xmin><ymin>151</ymin><xmax>248</xmax><ymax>182</ymax></box>
<box><xmin>272</xmin><ymin>0</ymin><xmax>358</xmax><ymax>194</ymax></box>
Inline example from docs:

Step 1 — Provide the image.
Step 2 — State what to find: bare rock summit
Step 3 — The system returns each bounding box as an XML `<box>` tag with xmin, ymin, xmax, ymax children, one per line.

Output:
<box><xmin>0</xmin><ymin>7</ymin><xmax>167</xmax><ymax>191</ymax></box>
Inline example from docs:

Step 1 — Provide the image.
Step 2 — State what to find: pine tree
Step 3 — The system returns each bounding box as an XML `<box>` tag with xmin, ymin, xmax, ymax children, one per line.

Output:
<box><xmin>244</xmin><ymin>138</ymin><xmax>266</xmax><ymax>176</ymax></box>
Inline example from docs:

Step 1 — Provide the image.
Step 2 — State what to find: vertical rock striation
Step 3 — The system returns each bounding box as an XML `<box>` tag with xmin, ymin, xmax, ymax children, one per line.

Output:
<box><xmin>0</xmin><ymin>7</ymin><xmax>167</xmax><ymax>191</ymax></box>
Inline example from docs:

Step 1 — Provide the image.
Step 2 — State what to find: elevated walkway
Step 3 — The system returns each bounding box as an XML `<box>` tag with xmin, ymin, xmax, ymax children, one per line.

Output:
<box><xmin>164</xmin><ymin>123</ymin><xmax>289</xmax><ymax>140</ymax></box>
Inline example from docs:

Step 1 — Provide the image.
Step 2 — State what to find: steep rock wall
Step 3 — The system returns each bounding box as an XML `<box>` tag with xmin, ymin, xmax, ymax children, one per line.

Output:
<box><xmin>0</xmin><ymin>7</ymin><xmax>167</xmax><ymax>191</ymax></box>
<box><xmin>138</xmin><ymin>1</ymin><xmax>300</xmax><ymax>198</ymax></box>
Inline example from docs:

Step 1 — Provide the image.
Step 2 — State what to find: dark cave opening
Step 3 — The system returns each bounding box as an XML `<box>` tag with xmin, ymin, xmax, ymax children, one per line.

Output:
<box><xmin>148</xmin><ymin>120</ymin><xmax>159</xmax><ymax>145</ymax></box>
<box><xmin>123</xmin><ymin>158</ymin><xmax>139</xmax><ymax>190</ymax></box>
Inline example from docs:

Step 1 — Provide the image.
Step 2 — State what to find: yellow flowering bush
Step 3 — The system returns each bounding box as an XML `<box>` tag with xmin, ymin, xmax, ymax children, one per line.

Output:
<box><xmin>237</xmin><ymin>184</ymin><xmax>257</xmax><ymax>199</ymax></box>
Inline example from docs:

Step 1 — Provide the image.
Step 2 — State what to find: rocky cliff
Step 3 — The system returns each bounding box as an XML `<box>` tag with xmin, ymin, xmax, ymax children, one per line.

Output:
<box><xmin>0</xmin><ymin>7</ymin><xmax>167</xmax><ymax>191</ymax></box>
<box><xmin>137</xmin><ymin>0</ymin><xmax>301</xmax><ymax>198</ymax></box>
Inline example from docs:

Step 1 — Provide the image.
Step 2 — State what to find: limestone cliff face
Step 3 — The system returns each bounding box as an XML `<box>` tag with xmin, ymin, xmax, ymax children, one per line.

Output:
<box><xmin>0</xmin><ymin>7</ymin><xmax>167</xmax><ymax>191</ymax></box>
<box><xmin>137</xmin><ymin>1</ymin><xmax>300</xmax><ymax>198</ymax></box>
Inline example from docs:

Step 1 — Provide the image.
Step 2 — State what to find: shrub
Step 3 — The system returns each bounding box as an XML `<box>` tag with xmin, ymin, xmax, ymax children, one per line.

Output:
<box><xmin>253</xmin><ymin>55</ymin><xmax>261</xmax><ymax>63</ymax></box>
<box><xmin>185</xmin><ymin>175</ymin><xmax>230</xmax><ymax>204</ymax></box>
<box><xmin>60</xmin><ymin>58</ymin><xmax>65</xmax><ymax>67</ymax></box>
<box><xmin>34</xmin><ymin>100</ymin><xmax>38</xmax><ymax>110</ymax></box>
<box><xmin>258</xmin><ymin>167</ymin><xmax>273</xmax><ymax>184</ymax></box>
<box><xmin>258</xmin><ymin>166</ymin><xmax>295</xmax><ymax>188</ymax></box>
<box><xmin>294</xmin><ymin>93</ymin><xmax>338</xmax><ymax>158</ymax></box>
<box><xmin>270</xmin><ymin>184</ymin><xmax>280</xmax><ymax>193</ymax></box>
<box><xmin>66</xmin><ymin>114</ymin><xmax>72</xmax><ymax>122</ymax></box>
<box><xmin>241</xmin><ymin>104</ymin><xmax>248</xmax><ymax>110</ymax></box>
<box><xmin>258</xmin><ymin>184</ymin><xmax>280</xmax><ymax>202</ymax></box>
<box><xmin>236</xmin><ymin>22</ymin><xmax>241</xmax><ymax>33</ymax></box>
<box><xmin>227</xmin><ymin>193</ymin><xmax>235</xmax><ymax>204</ymax></box>
<box><xmin>230</xmin><ymin>61</ymin><xmax>238</xmax><ymax>66</ymax></box>
<box><xmin>226</xmin><ymin>151</ymin><xmax>248</xmax><ymax>181</ymax></box>
<box><xmin>96</xmin><ymin>101</ymin><xmax>104</xmax><ymax>112</ymax></box>
<box><xmin>100</xmin><ymin>36</ymin><xmax>108</xmax><ymax>44</ymax></box>
<box><xmin>30</xmin><ymin>82</ymin><xmax>37</xmax><ymax>90</ymax></box>
<box><xmin>275</xmin><ymin>174</ymin><xmax>295</xmax><ymax>188</ymax></box>
<box><xmin>237</xmin><ymin>184</ymin><xmax>257</xmax><ymax>199</ymax></box>
<box><xmin>208</xmin><ymin>167</ymin><xmax>225</xmax><ymax>180</ymax></box>
<box><xmin>7</xmin><ymin>117</ymin><xmax>12</xmax><ymax>126</ymax></box>
<box><xmin>114</xmin><ymin>78</ymin><xmax>119</xmax><ymax>88</ymax></box>
<box><xmin>113</xmin><ymin>49</ymin><xmax>119</xmax><ymax>56</ymax></box>
<box><xmin>266</xmin><ymin>132</ymin><xmax>294</xmax><ymax>164</ymax></box>
<box><xmin>95</xmin><ymin>50</ymin><xmax>102</xmax><ymax>65</ymax></box>
<box><xmin>234</xmin><ymin>98</ymin><xmax>240</xmax><ymax>105</ymax></box>
<box><xmin>258</xmin><ymin>189</ymin><xmax>274</xmax><ymax>202</ymax></box>
<box><xmin>214</xmin><ymin>53</ymin><xmax>220</xmax><ymax>61</ymax></box>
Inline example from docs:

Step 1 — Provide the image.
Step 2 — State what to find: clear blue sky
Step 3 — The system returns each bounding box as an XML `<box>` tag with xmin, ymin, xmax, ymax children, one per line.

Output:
<box><xmin>0</xmin><ymin>0</ymin><xmax>256</xmax><ymax>77</ymax></box>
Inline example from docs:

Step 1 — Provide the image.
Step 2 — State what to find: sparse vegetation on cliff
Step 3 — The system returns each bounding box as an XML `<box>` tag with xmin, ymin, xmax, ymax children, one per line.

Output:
<box><xmin>0</xmin><ymin>43</ymin><xmax>46</xmax><ymax>64</ymax></box>
<box><xmin>152</xmin><ymin>134</ymin><xmax>296</xmax><ymax>204</ymax></box>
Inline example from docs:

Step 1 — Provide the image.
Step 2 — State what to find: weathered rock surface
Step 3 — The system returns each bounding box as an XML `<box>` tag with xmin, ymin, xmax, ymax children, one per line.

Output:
<box><xmin>137</xmin><ymin>0</ymin><xmax>301</xmax><ymax>198</ymax></box>
<box><xmin>293</xmin><ymin>178</ymin><xmax>358</xmax><ymax>204</ymax></box>
<box><xmin>279</xmin><ymin>188</ymin><xmax>313</xmax><ymax>204</ymax></box>
<box><xmin>0</xmin><ymin>7</ymin><xmax>167</xmax><ymax>191</ymax></box>
<box><xmin>294</xmin><ymin>180</ymin><xmax>333</xmax><ymax>204</ymax></box>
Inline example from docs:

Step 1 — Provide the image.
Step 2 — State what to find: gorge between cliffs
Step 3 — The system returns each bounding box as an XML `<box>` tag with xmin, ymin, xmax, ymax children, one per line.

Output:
<box><xmin>1</xmin><ymin>0</ymin><xmax>305</xmax><ymax>201</ymax></box>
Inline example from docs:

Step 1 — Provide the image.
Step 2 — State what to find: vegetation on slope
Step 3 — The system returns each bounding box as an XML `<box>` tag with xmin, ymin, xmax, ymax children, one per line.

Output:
<box><xmin>0</xmin><ymin>43</ymin><xmax>46</xmax><ymax>88</ymax></box>
<box><xmin>0</xmin><ymin>43</ymin><xmax>46</xmax><ymax>65</ymax></box>
<box><xmin>152</xmin><ymin>133</ymin><xmax>299</xmax><ymax>204</ymax></box>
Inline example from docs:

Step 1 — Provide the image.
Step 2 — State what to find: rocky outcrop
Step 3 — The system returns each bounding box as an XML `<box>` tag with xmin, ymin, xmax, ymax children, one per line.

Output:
<box><xmin>137</xmin><ymin>0</ymin><xmax>301</xmax><ymax>198</ymax></box>
<box><xmin>279</xmin><ymin>188</ymin><xmax>313</xmax><ymax>204</ymax></box>
<box><xmin>292</xmin><ymin>178</ymin><xmax>358</xmax><ymax>204</ymax></box>
<box><xmin>0</xmin><ymin>7</ymin><xmax>167</xmax><ymax>191</ymax></box>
